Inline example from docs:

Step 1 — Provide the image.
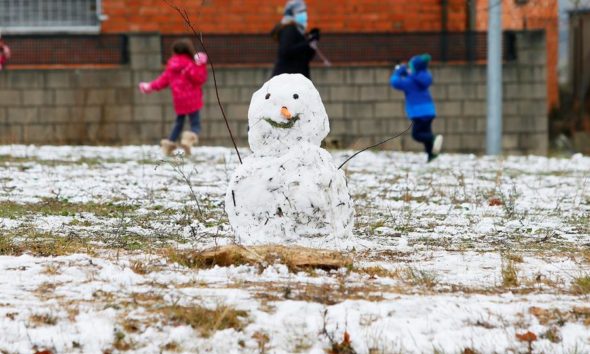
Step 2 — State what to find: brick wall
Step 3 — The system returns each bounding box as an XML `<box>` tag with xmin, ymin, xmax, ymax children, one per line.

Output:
<box><xmin>101</xmin><ymin>0</ymin><xmax>462</xmax><ymax>34</ymax></box>
<box><xmin>99</xmin><ymin>0</ymin><xmax>558</xmax><ymax>108</ymax></box>
<box><xmin>100</xmin><ymin>1</ymin><xmax>556</xmax><ymax>35</ymax></box>
<box><xmin>0</xmin><ymin>32</ymin><xmax>548</xmax><ymax>155</ymax></box>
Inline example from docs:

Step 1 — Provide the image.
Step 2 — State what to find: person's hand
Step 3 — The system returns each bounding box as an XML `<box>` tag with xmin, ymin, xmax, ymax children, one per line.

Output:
<box><xmin>395</xmin><ymin>64</ymin><xmax>408</xmax><ymax>74</ymax></box>
<box><xmin>308</xmin><ymin>28</ymin><xmax>320</xmax><ymax>42</ymax></box>
<box><xmin>138</xmin><ymin>82</ymin><xmax>152</xmax><ymax>94</ymax></box>
<box><xmin>308</xmin><ymin>40</ymin><xmax>318</xmax><ymax>50</ymax></box>
<box><xmin>194</xmin><ymin>52</ymin><xmax>208</xmax><ymax>66</ymax></box>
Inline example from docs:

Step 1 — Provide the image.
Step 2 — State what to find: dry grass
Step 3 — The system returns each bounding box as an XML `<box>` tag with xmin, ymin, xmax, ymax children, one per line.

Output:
<box><xmin>42</xmin><ymin>264</ymin><xmax>62</xmax><ymax>275</ymax></box>
<box><xmin>34</xmin><ymin>282</ymin><xmax>62</xmax><ymax>301</ymax></box>
<box><xmin>28</xmin><ymin>313</ymin><xmax>58</xmax><ymax>327</ymax></box>
<box><xmin>66</xmin><ymin>305</ymin><xmax>80</xmax><ymax>322</ymax></box>
<box><xmin>356</xmin><ymin>266</ymin><xmax>401</xmax><ymax>279</ymax></box>
<box><xmin>529</xmin><ymin>306</ymin><xmax>590</xmax><ymax>327</ymax></box>
<box><xmin>165</xmin><ymin>246</ymin><xmax>252</xmax><ymax>269</ymax></box>
<box><xmin>252</xmin><ymin>331</ymin><xmax>270</xmax><ymax>353</ymax></box>
<box><xmin>0</xmin><ymin>236</ymin><xmax>24</xmax><ymax>256</ymax></box>
<box><xmin>402</xmin><ymin>267</ymin><xmax>438</xmax><ymax>288</ymax></box>
<box><xmin>0</xmin><ymin>230</ymin><xmax>94</xmax><ymax>257</ymax></box>
<box><xmin>129</xmin><ymin>260</ymin><xmax>153</xmax><ymax>275</ymax></box>
<box><xmin>0</xmin><ymin>198</ymin><xmax>138</xmax><ymax>219</ymax></box>
<box><xmin>504</xmin><ymin>253</ymin><xmax>524</xmax><ymax>263</ymax></box>
<box><xmin>159</xmin><ymin>304</ymin><xmax>248</xmax><ymax>338</ymax></box>
<box><xmin>129</xmin><ymin>292</ymin><xmax>165</xmax><ymax>306</ymax></box>
<box><xmin>165</xmin><ymin>245</ymin><xmax>352</xmax><ymax>272</ymax></box>
<box><xmin>256</xmin><ymin>280</ymin><xmax>388</xmax><ymax>305</ymax></box>
<box><xmin>162</xmin><ymin>342</ymin><xmax>181</xmax><ymax>352</ymax></box>
<box><xmin>571</xmin><ymin>275</ymin><xmax>590</xmax><ymax>295</ymax></box>
<box><xmin>501</xmin><ymin>258</ymin><xmax>519</xmax><ymax>288</ymax></box>
<box><xmin>121</xmin><ymin>318</ymin><xmax>141</xmax><ymax>333</ymax></box>
<box><xmin>113</xmin><ymin>330</ymin><xmax>133</xmax><ymax>351</ymax></box>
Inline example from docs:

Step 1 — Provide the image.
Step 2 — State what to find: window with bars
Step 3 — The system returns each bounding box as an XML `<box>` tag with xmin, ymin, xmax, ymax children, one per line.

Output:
<box><xmin>0</xmin><ymin>0</ymin><xmax>101</xmax><ymax>33</ymax></box>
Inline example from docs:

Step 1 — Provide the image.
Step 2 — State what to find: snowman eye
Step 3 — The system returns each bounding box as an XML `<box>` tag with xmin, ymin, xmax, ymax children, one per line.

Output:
<box><xmin>293</xmin><ymin>94</ymin><xmax>299</xmax><ymax>99</ymax></box>
<box><xmin>265</xmin><ymin>93</ymin><xmax>271</xmax><ymax>99</ymax></box>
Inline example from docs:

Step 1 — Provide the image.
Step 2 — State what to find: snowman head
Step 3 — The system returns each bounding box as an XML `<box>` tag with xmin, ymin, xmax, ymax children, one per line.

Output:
<box><xmin>247</xmin><ymin>74</ymin><xmax>329</xmax><ymax>154</ymax></box>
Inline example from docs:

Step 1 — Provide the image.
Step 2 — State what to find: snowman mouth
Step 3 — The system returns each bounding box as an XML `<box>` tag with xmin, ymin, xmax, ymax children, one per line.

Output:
<box><xmin>263</xmin><ymin>114</ymin><xmax>300</xmax><ymax>129</ymax></box>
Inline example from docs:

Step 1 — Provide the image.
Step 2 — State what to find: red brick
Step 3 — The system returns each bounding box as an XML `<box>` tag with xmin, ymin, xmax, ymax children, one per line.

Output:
<box><xmin>99</xmin><ymin>0</ymin><xmax>558</xmax><ymax>107</ymax></box>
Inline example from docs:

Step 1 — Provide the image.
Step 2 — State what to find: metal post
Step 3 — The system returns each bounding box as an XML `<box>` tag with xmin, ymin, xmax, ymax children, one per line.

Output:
<box><xmin>486</xmin><ymin>0</ymin><xmax>502</xmax><ymax>155</ymax></box>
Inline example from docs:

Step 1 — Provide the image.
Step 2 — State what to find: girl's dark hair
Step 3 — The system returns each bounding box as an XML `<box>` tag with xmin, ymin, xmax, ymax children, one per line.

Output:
<box><xmin>172</xmin><ymin>39</ymin><xmax>196</xmax><ymax>58</ymax></box>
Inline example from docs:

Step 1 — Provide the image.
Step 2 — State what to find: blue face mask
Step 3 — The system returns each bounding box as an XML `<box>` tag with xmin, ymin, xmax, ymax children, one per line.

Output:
<box><xmin>294</xmin><ymin>11</ymin><xmax>308</xmax><ymax>28</ymax></box>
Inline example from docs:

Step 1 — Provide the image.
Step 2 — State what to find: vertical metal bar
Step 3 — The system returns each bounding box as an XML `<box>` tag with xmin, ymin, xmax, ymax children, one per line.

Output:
<box><xmin>38</xmin><ymin>0</ymin><xmax>42</xmax><ymax>26</ymax></box>
<box><xmin>96</xmin><ymin>0</ymin><xmax>101</xmax><ymax>24</ymax></box>
<box><xmin>486</xmin><ymin>0</ymin><xmax>503</xmax><ymax>155</ymax></box>
<box><xmin>18</xmin><ymin>0</ymin><xmax>23</xmax><ymax>27</ymax></box>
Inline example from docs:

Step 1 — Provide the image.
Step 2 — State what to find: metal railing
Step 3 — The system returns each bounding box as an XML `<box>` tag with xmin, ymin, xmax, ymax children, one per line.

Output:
<box><xmin>0</xmin><ymin>31</ymin><xmax>518</xmax><ymax>67</ymax></box>
<box><xmin>162</xmin><ymin>31</ymin><xmax>516</xmax><ymax>65</ymax></box>
<box><xmin>1</xmin><ymin>34</ymin><xmax>127</xmax><ymax>65</ymax></box>
<box><xmin>0</xmin><ymin>0</ymin><xmax>100</xmax><ymax>33</ymax></box>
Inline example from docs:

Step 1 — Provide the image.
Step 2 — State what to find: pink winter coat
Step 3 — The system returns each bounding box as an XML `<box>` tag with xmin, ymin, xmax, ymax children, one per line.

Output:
<box><xmin>150</xmin><ymin>54</ymin><xmax>208</xmax><ymax>115</ymax></box>
<box><xmin>0</xmin><ymin>44</ymin><xmax>10</xmax><ymax>70</ymax></box>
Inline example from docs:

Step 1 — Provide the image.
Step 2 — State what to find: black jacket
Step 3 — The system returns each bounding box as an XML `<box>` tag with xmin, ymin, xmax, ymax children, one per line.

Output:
<box><xmin>271</xmin><ymin>24</ymin><xmax>316</xmax><ymax>79</ymax></box>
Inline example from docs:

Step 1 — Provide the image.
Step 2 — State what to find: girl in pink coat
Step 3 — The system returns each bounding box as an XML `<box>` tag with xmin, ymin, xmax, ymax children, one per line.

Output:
<box><xmin>0</xmin><ymin>39</ymin><xmax>11</xmax><ymax>70</ymax></box>
<box><xmin>139</xmin><ymin>39</ymin><xmax>208</xmax><ymax>156</ymax></box>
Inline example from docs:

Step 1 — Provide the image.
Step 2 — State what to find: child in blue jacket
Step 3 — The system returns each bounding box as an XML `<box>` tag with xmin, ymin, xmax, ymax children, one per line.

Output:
<box><xmin>390</xmin><ymin>54</ymin><xmax>443</xmax><ymax>162</ymax></box>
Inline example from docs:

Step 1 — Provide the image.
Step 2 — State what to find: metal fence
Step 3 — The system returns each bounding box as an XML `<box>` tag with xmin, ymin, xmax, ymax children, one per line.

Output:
<box><xmin>0</xmin><ymin>31</ymin><xmax>518</xmax><ymax>67</ymax></box>
<box><xmin>0</xmin><ymin>0</ymin><xmax>99</xmax><ymax>32</ymax></box>
<box><xmin>162</xmin><ymin>31</ymin><xmax>517</xmax><ymax>65</ymax></box>
<box><xmin>1</xmin><ymin>34</ymin><xmax>127</xmax><ymax>65</ymax></box>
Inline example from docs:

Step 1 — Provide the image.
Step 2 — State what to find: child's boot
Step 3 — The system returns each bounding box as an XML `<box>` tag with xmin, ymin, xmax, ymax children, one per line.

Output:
<box><xmin>428</xmin><ymin>135</ymin><xmax>444</xmax><ymax>162</ymax></box>
<box><xmin>432</xmin><ymin>134</ymin><xmax>444</xmax><ymax>155</ymax></box>
<box><xmin>160</xmin><ymin>139</ymin><xmax>177</xmax><ymax>156</ymax></box>
<box><xmin>180</xmin><ymin>131</ymin><xmax>198</xmax><ymax>156</ymax></box>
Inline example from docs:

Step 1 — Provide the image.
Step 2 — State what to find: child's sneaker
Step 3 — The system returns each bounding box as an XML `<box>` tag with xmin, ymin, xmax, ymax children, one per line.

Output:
<box><xmin>160</xmin><ymin>139</ymin><xmax>177</xmax><ymax>156</ymax></box>
<box><xmin>427</xmin><ymin>154</ymin><xmax>439</xmax><ymax>163</ymax></box>
<box><xmin>432</xmin><ymin>134</ymin><xmax>444</xmax><ymax>155</ymax></box>
<box><xmin>180</xmin><ymin>131</ymin><xmax>199</xmax><ymax>156</ymax></box>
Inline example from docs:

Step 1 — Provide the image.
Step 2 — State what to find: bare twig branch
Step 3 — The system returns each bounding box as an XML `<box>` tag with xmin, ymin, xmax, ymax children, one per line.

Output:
<box><xmin>338</xmin><ymin>122</ymin><xmax>414</xmax><ymax>170</ymax></box>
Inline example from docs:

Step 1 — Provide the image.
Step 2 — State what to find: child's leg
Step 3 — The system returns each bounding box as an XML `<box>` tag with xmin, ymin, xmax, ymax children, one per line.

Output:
<box><xmin>180</xmin><ymin>111</ymin><xmax>200</xmax><ymax>155</ymax></box>
<box><xmin>411</xmin><ymin>119</ymin><xmax>434</xmax><ymax>157</ymax></box>
<box><xmin>188</xmin><ymin>111</ymin><xmax>201</xmax><ymax>134</ymax></box>
<box><xmin>168</xmin><ymin>115</ymin><xmax>185</xmax><ymax>141</ymax></box>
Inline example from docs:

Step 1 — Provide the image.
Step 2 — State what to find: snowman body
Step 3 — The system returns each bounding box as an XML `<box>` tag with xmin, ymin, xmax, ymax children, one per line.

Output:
<box><xmin>225</xmin><ymin>74</ymin><xmax>354</xmax><ymax>243</ymax></box>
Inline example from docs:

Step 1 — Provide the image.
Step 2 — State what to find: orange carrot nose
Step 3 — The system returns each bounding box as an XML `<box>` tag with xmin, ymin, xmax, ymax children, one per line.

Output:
<box><xmin>280</xmin><ymin>106</ymin><xmax>292</xmax><ymax>120</ymax></box>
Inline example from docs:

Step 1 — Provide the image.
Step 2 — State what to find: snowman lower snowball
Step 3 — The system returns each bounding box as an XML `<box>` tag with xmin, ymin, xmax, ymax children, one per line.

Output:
<box><xmin>225</xmin><ymin>73</ymin><xmax>354</xmax><ymax>243</ymax></box>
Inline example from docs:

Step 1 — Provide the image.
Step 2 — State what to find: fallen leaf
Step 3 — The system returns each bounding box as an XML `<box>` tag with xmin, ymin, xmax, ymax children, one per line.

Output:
<box><xmin>516</xmin><ymin>331</ymin><xmax>537</xmax><ymax>342</ymax></box>
<box><xmin>343</xmin><ymin>331</ymin><xmax>351</xmax><ymax>344</ymax></box>
<box><xmin>488</xmin><ymin>198</ymin><xmax>502</xmax><ymax>206</ymax></box>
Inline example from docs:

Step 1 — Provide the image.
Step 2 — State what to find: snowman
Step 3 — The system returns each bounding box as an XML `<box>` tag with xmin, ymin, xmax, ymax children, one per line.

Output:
<box><xmin>225</xmin><ymin>73</ymin><xmax>354</xmax><ymax>244</ymax></box>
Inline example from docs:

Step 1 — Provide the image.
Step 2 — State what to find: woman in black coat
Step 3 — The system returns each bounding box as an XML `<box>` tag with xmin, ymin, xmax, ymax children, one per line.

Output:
<box><xmin>271</xmin><ymin>0</ymin><xmax>319</xmax><ymax>79</ymax></box>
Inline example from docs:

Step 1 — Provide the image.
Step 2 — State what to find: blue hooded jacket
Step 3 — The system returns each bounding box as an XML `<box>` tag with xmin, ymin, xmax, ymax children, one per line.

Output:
<box><xmin>390</xmin><ymin>54</ymin><xmax>436</xmax><ymax>120</ymax></box>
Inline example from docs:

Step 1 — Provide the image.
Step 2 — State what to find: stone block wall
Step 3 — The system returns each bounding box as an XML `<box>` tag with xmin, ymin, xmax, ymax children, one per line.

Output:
<box><xmin>0</xmin><ymin>31</ymin><xmax>548</xmax><ymax>155</ymax></box>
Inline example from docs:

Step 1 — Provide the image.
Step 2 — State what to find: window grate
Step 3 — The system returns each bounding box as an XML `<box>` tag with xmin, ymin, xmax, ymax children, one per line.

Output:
<box><xmin>0</xmin><ymin>0</ymin><xmax>99</xmax><ymax>32</ymax></box>
<box><xmin>161</xmin><ymin>32</ymin><xmax>514</xmax><ymax>65</ymax></box>
<box><xmin>2</xmin><ymin>34</ymin><xmax>128</xmax><ymax>65</ymax></box>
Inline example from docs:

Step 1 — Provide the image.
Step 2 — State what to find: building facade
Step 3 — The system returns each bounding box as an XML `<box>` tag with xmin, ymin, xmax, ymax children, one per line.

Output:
<box><xmin>1</xmin><ymin>0</ymin><xmax>558</xmax><ymax>106</ymax></box>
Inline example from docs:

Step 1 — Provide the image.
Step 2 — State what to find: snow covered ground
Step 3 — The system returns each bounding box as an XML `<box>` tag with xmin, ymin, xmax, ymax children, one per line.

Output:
<box><xmin>0</xmin><ymin>145</ymin><xmax>589</xmax><ymax>354</ymax></box>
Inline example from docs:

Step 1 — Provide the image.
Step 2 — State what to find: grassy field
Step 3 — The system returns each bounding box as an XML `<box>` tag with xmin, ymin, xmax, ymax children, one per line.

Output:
<box><xmin>0</xmin><ymin>145</ymin><xmax>588</xmax><ymax>353</ymax></box>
